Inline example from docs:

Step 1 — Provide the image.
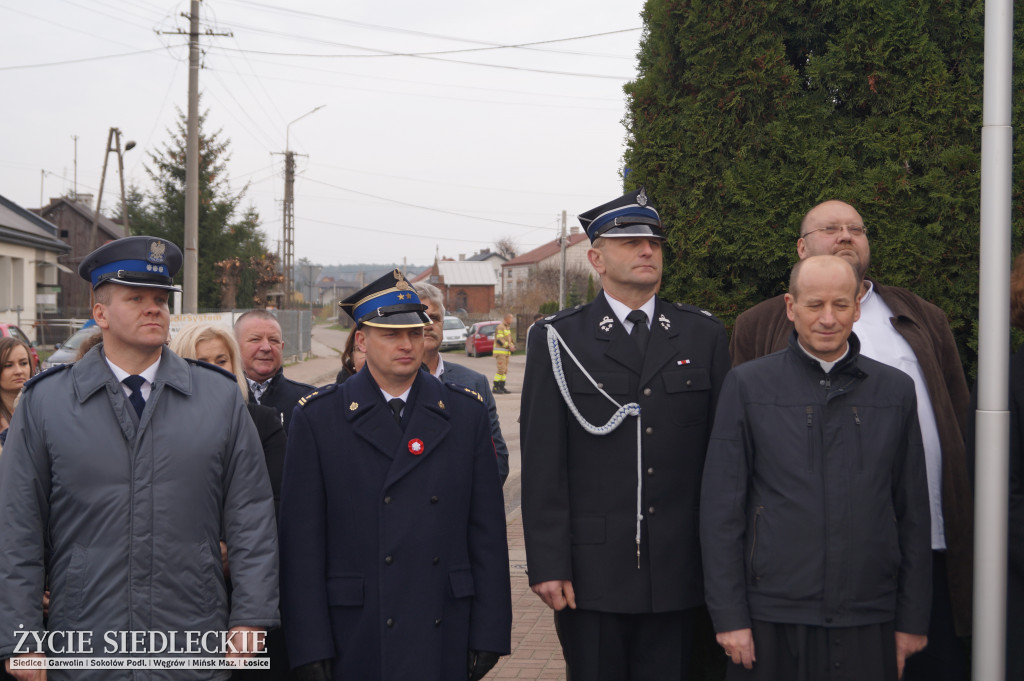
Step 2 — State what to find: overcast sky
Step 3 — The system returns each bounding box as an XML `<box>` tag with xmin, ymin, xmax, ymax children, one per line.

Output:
<box><xmin>1</xmin><ymin>0</ymin><xmax>647</xmax><ymax>267</ymax></box>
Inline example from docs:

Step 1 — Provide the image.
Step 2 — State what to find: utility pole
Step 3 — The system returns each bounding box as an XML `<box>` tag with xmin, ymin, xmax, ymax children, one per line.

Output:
<box><xmin>283</xmin><ymin>150</ymin><xmax>295</xmax><ymax>307</ymax></box>
<box><xmin>161</xmin><ymin>1</ymin><xmax>230</xmax><ymax>313</ymax></box>
<box><xmin>70</xmin><ymin>135</ymin><xmax>78</xmax><ymax>201</ymax></box>
<box><xmin>559</xmin><ymin>210</ymin><xmax>567</xmax><ymax>309</ymax></box>
<box><xmin>89</xmin><ymin>128</ymin><xmax>135</xmax><ymax>251</ymax></box>
<box><xmin>183</xmin><ymin>0</ymin><xmax>201</xmax><ymax>314</ymax></box>
<box><xmin>280</xmin><ymin>105</ymin><xmax>325</xmax><ymax>309</ymax></box>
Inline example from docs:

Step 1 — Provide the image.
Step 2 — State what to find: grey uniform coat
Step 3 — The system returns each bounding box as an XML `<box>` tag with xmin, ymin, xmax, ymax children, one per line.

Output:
<box><xmin>0</xmin><ymin>344</ymin><xmax>280</xmax><ymax>679</ymax></box>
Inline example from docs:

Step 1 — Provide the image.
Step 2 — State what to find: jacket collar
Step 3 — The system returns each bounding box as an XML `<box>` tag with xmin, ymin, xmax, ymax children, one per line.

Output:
<box><xmin>786</xmin><ymin>330</ymin><xmax>864</xmax><ymax>376</ymax></box>
<box><xmin>73</xmin><ymin>344</ymin><xmax>192</xmax><ymax>403</ymax></box>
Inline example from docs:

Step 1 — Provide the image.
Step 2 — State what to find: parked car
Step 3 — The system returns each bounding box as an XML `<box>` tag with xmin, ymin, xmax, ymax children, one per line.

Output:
<box><xmin>0</xmin><ymin>323</ymin><xmax>40</xmax><ymax>370</ymax></box>
<box><xmin>465</xmin><ymin>320</ymin><xmax>501</xmax><ymax>357</ymax></box>
<box><xmin>41</xmin><ymin>326</ymin><xmax>101</xmax><ymax>370</ymax></box>
<box><xmin>441</xmin><ymin>316</ymin><xmax>467</xmax><ymax>351</ymax></box>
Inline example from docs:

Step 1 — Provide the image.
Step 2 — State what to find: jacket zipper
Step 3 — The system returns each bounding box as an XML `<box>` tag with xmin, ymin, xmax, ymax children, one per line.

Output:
<box><xmin>852</xmin><ymin>406</ymin><xmax>863</xmax><ymax>472</ymax></box>
<box><xmin>806</xmin><ymin>406</ymin><xmax>815</xmax><ymax>471</ymax></box>
<box><xmin>750</xmin><ymin>505</ymin><xmax>765</xmax><ymax>580</ymax></box>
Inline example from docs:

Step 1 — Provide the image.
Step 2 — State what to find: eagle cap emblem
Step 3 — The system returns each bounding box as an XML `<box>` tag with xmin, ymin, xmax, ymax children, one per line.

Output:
<box><xmin>148</xmin><ymin>241</ymin><xmax>166</xmax><ymax>263</ymax></box>
<box><xmin>637</xmin><ymin>188</ymin><xmax>648</xmax><ymax>207</ymax></box>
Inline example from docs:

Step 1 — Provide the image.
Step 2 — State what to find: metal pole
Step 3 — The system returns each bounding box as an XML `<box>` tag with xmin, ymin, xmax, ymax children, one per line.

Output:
<box><xmin>559</xmin><ymin>210</ymin><xmax>567</xmax><ymax>309</ymax></box>
<box><xmin>974</xmin><ymin>1</ymin><xmax>1014</xmax><ymax>679</ymax></box>
<box><xmin>183</xmin><ymin>0</ymin><xmax>200</xmax><ymax>314</ymax></box>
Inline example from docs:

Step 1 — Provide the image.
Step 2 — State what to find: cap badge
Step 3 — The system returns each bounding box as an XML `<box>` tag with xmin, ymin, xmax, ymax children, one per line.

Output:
<box><xmin>148</xmin><ymin>241</ymin><xmax>166</xmax><ymax>263</ymax></box>
<box><xmin>659</xmin><ymin>313</ymin><xmax>671</xmax><ymax>331</ymax></box>
<box><xmin>397</xmin><ymin>293</ymin><xmax>410</xmax><ymax>301</ymax></box>
<box><xmin>637</xmin><ymin>188</ymin><xmax>648</xmax><ymax>207</ymax></box>
<box><xmin>349</xmin><ymin>402</ymin><xmax>359</xmax><ymax>411</ymax></box>
<box><xmin>408</xmin><ymin>438</ymin><xmax>424</xmax><ymax>455</ymax></box>
<box><xmin>599</xmin><ymin>315</ymin><xmax>614</xmax><ymax>333</ymax></box>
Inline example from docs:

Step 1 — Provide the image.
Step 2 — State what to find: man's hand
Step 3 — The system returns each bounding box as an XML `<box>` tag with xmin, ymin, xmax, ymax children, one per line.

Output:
<box><xmin>467</xmin><ymin>650</ymin><xmax>501</xmax><ymax>680</ymax></box>
<box><xmin>5</xmin><ymin>653</ymin><xmax>46</xmax><ymax>680</ymax></box>
<box><xmin>717</xmin><ymin>628</ymin><xmax>756</xmax><ymax>670</ymax></box>
<box><xmin>225</xmin><ymin>627</ymin><xmax>266</xmax><ymax>659</ymax></box>
<box><xmin>895</xmin><ymin>632</ymin><xmax>927</xmax><ymax>679</ymax></box>
<box><xmin>530</xmin><ymin>580</ymin><xmax>576</xmax><ymax>611</ymax></box>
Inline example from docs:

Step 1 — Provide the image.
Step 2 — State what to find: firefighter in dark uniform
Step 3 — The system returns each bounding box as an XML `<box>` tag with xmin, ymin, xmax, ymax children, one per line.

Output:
<box><xmin>521</xmin><ymin>188</ymin><xmax>731</xmax><ymax>681</ymax></box>
<box><xmin>278</xmin><ymin>270</ymin><xmax>512</xmax><ymax>681</ymax></box>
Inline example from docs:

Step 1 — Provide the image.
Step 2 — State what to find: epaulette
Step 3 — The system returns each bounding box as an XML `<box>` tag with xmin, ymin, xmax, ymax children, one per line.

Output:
<box><xmin>298</xmin><ymin>383</ymin><xmax>336</xmax><ymax>407</ymax></box>
<box><xmin>444</xmin><ymin>381</ymin><xmax>484</xmax><ymax>403</ymax></box>
<box><xmin>672</xmin><ymin>301</ymin><xmax>724</xmax><ymax>325</ymax></box>
<box><xmin>184</xmin><ymin>358</ymin><xmax>238</xmax><ymax>382</ymax></box>
<box><xmin>538</xmin><ymin>304</ymin><xmax>586</xmax><ymax>326</ymax></box>
<box><xmin>21</xmin><ymin>362</ymin><xmax>72</xmax><ymax>390</ymax></box>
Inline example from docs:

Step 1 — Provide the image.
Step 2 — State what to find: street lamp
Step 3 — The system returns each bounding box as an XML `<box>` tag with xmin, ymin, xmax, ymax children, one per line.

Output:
<box><xmin>286</xmin><ymin>104</ymin><xmax>326</xmax><ymax>153</ymax></box>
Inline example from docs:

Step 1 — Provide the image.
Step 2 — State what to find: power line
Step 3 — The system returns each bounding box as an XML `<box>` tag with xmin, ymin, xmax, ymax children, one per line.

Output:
<box><xmin>301</xmin><ymin>176</ymin><xmax>552</xmax><ymax>230</ymax></box>
<box><xmin>55</xmin><ymin>0</ymin><xmax>158</xmax><ymax>32</ymax></box>
<box><xmin>0</xmin><ymin>1</ymin><xmax>151</xmax><ymax>50</ymax></box>
<box><xmin>0</xmin><ymin>46</ymin><xmax>173</xmax><ymax>71</ymax></box>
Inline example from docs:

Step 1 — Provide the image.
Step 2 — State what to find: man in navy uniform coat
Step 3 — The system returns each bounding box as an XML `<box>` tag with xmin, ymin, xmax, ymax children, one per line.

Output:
<box><xmin>279</xmin><ymin>270</ymin><xmax>512</xmax><ymax>681</ymax></box>
<box><xmin>521</xmin><ymin>188</ymin><xmax>731</xmax><ymax>680</ymax></box>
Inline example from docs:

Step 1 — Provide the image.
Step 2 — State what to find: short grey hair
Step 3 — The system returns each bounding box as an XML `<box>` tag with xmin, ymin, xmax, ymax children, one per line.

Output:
<box><xmin>414</xmin><ymin>283</ymin><xmax>445</xmax><ymax>317</ymax></box>
<box><xmin>234</xmin><ymin>309</ymin><xmax>280</xmax><ymax>334</ymax></box>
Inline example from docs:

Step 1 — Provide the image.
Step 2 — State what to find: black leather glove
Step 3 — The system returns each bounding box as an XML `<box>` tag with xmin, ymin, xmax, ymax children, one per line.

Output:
<box><xmin>291</xmin><ymin>659</ymin><xmax>331</xmax><ymax>681</ymax></box>
<box><xmin>467</xmin><ymin>650</ymin><xmax>500</xmax><ymax>681</ymax></box>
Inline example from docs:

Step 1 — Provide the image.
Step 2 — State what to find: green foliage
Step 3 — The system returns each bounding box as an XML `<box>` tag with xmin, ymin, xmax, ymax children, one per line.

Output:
<box><xmin>130</xmin><ymin>105</ymin><xmax>271</xmax><ymax>310</ymax></box>
<box><xmin>539</xmin><ymin>301</ymin><xmax>559</xmax><ymax>315</ymax></box>
<box><xmin>624</xmin><ymin>0</ymin><xmax>1021</xmax><ymax>377</ymax></box>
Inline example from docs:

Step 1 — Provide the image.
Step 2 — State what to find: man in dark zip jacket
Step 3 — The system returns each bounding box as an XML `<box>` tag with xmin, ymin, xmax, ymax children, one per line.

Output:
<box><xmin>701</xmin><ymin>256</ymin><xmax>932</xmax><ymax>681</ymax></box>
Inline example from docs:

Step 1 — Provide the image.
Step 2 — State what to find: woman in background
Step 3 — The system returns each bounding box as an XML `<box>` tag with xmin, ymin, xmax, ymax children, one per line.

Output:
<box><xmin>335</xmin><ymin>330</ymin><xmax>366</xmax><ymax>384</ymax></box>
<box><xmin>0</xmin><ymin>337</ymin><xmax>34</xmax><ymax>442</ymax></box>
<box><xmin>170</xmin><ymin>323</ymin><xmax>286</xmax><ymax>513</ymax></box>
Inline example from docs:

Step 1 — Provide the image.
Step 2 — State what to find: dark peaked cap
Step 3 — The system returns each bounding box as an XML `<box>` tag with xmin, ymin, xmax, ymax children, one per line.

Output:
<box><xmin>578</xmin><ymin>187</ymin><xmax>665</xmax><ymax>243</ymax></box>
<box><xmin>78</xmin><ymin>236</ymin><xmax>183</xmax><ymax>292</ymax></box>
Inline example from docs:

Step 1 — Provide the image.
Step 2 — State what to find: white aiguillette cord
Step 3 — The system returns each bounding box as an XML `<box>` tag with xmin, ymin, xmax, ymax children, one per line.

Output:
<box><xmin>546</xmin><ymin>324</ymin><xmax>644</xmax><ymax>568</ymax></box>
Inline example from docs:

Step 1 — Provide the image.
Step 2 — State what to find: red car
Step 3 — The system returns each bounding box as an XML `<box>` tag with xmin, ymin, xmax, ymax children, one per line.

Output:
<box><xmin>465</xmin><ymin>320</ymin><xmax>502</xmax><ymax>357</ymax></box>
<box><xmin>0</xmin><ymin>323</ymin><xmax>40</xmax><ymax>371</ymax></box>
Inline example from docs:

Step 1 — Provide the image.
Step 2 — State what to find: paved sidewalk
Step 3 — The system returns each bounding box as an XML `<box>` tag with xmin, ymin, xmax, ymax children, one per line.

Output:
<box><xmin>491</xmin><ymin>509</ymin><xmax>567</xmax><ymax>680</ymax></box>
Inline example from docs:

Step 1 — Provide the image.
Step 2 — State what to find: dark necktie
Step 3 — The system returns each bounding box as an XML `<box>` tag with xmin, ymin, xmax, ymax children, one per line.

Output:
<box><xmin>388</xmin><ymin>398</ymin><xmax>404</xmax><ymax>425</ymax></box>
<box><xmin>123</xmin><ymin>375</ymin><xmax>146</xmax><ymax>418</ymax></box>
<box><xmin>627</xmin><ymin>309</ymin><xmax>650</xmax><ymax>354</ymax></box>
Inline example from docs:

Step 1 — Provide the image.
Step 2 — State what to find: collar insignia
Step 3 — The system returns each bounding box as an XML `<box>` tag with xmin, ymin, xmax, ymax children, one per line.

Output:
<box><xmin>599</xmin><ymin>315</ymin><xmax>614</xmax><ymax>333</ymax></box>
<box><xmin>349</xmin><ymin>401</ymin><xmax>358</xmax><ymax>411</ymax></box>
<box><xmin>659</xmin><ymin>313</ymin><xmax>671</xmax><ymax>331</ymax></box>
<box><xmin>438</xmin><ymin>400</ymin><xmax>445</xmax><ymax>410</ymax></box>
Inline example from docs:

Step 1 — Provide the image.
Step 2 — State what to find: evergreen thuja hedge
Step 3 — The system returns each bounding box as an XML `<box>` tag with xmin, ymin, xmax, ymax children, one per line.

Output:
<box><xmin>624</xmin><ymin>0</ymin><xmax>1024</xmax><ymax>377</ymax></box>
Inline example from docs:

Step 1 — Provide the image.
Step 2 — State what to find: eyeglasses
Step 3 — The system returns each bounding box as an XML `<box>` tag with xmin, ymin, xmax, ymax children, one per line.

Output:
<box><xmin>800</xmin><ymin>224</ymin><xmax>867</xmax><ymax>238</ymax></box>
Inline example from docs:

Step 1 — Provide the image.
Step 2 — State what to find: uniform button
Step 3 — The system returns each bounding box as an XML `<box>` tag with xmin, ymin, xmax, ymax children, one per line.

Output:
<box><xmin>384</xmin><ymin>555</ymin><xmax>393</xmax><ymax>565</ymax></box>
<box><xmin>643</xmin><ymin>387</ymin><xmax>652</xmax><ymax>396</ymax></box>
<box><xmin>685</xmin><ymin>379</ymin><xmax>692</xmax><ymax>386</ymax></box>
<box><xmin>834</xmin><ymin>662</ymin><xmax>841</xmax><ymax>669</ymax></box>
<box><xmin>645</xmin><ymin>426</ymin><xmax>654</xmax><ymax>435</ymax></box>
<box><xmin>386</xmin><ymin>618</ymin><xmax>394</xmax><ymax>628</ymax></box>
<box><xmin>647</xmin><ymin>467</ymin><xmax>655</xmax><ymax>476</ymax></box>
<box><xmin>434</xmin><ymin>618</ymin><xmax>442</xmax><ymax>627</ymax></box>
<box><xmin>647</xmin><ymin>506</ymin><xmax>656</xmax><ymax>515</ymax></box>
<box><xmin>432</xmin><ymin>557</ymin><xmax>440</xmax><ymax>565</ymax></box>
<box><xmin>384</xmin><ymin>496</ymin><xmax>392</xmax><ymax>504</ymax></box>
<box><xmin>596</xmin><ymin>382</ymin><xmax>604</xmax><ymax>389</ymax></box>
<box><xmin>430</xmin><ymin>496</ymin><xmax>439</xmax><ymax>504</ymax></box>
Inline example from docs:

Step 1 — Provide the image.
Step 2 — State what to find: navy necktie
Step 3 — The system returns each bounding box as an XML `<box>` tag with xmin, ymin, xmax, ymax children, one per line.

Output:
<box><xmin>627</xmin><ymin>310</ymin><xmax>650</xmax><ymax>354</ymax></box>
<box><xmin>388</xmin><ymin>398</ymin><xmax>404</xmax><ymax>425</ymax></box>
<box><xmin>123</xmin><ymin>375</ymin><xmax>146</xmax><ymax>418</ymax></box>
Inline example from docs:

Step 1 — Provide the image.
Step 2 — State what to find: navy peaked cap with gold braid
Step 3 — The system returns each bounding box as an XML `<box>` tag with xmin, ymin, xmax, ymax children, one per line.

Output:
<box><xmin>339</xmin><ymin>269</ymin><xmax>430</xmax><ymax>328</ymax></box>
<box><xmin>78</xmin><ymin>236</ymin><xmax>183</xmax><ymax>291</ymax></box>
<box><xmin>577</xmin><ymin>187</ymin><xmax>665</xmax><ymax>243</ymax></box>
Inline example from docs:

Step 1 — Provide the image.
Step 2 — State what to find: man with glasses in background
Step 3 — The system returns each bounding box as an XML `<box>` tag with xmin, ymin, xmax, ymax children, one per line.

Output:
<box><xmin>730</xmin><ymin>199</ymin><xmax>973</xmax><ymax>681</ymax></box>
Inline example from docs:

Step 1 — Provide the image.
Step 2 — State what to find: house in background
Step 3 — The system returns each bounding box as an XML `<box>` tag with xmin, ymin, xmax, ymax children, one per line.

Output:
<box><xmin>411</xmin><ymin>258</ymin><xmax>497</xmax><ymax>315</ymax></box>
<box><xmin>500</xmin><ymin>230</ymin><xmax>594</xmax><ymax>305</ymax></box>
<box><xmin>465</xmin><ymin>248</ymin><xmax>508</xmax><ymax>299</ymax></box>
<box><xmin>37</xmin><ymin>194</ymin><xmax>125</xmax><ymax>318</ymax></box>
<box><xmin>0</xmin><ymin>193</ymin><xmax>71</xmax><ymax>342</ymax></box>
